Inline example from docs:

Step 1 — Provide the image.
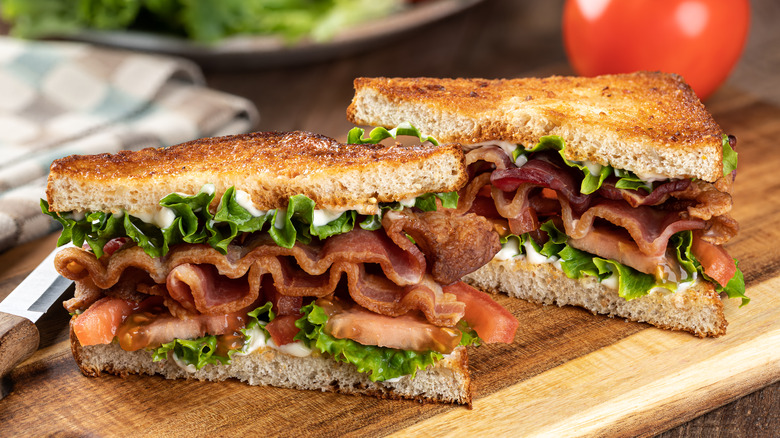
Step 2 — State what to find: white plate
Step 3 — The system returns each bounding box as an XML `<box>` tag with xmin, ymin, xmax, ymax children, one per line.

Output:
<box><xmin>61</xmin><ymin>0</ymin><xmax>484</xmax><ymax>70</ymax></box>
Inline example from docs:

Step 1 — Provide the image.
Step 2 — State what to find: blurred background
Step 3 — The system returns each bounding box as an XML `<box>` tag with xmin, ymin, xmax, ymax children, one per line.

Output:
<box><xmin>0</xmin><ymin>0</ymin><xmax>778</xmax><ymax>436</ymax></box>
<box><xmin>3</xmin><ymin>0</ymin><xmax>777</xmax><ymax>139</ymax></box>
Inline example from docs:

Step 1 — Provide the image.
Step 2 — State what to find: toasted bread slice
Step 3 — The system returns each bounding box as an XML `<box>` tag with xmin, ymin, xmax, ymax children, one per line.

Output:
<box><xmin>463</xmin><ymin>258</ymin><xmax>726</xmax><ymax>337</ymax></box>
<box><xmin>47</xmin><ymin>131</ymin><xmax>467</xmax><ymax>216</ymax></box>
<box><xmin>347</xmin><ymin>72</ymin><xmax>725</xmax><ymax>182</ymax></box>
<box><xmin>70</xmin><ymin>321</ymin><xmax>473</xmax><ymax>406</ymax></box>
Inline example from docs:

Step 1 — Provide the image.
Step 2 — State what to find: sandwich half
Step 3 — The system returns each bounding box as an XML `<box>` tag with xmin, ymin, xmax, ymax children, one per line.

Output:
<box><xmin>43</xmin><ymin>130</ymin><xmax>519</xmax><ymax>405</ymax></box>
<box><xmin>347</xmin><ymin>72</ymin><xmax>747</xmax><ymax>337</ymax></box>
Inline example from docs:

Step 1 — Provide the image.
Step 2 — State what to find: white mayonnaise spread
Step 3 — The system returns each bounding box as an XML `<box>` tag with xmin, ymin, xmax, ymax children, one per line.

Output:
<box><xmin>466</xmin><ymin>140</ymin><xmax>519</xmax><ymax>157</ymax></box>
<box><xmin>399</xmin><ymin>197</ymin><xmax>417</xmax><ymax>208</ymax></box>
<box><xmin>68</xmin><ymin>210</ymin><xmax>86</xmax><ymax>221</ymax></box>
<box><xmin>568</xmin><ymin>159</ymin><xmax>603</xmax><ymax>176</ymax></box>
<box><xmin>273</xmin><ymin>209</ymin><xmax>286</xmax><ymax>229</ymax></box>
<box><xmin>583</xmin><ymin>161</ymin><xmax>603</xmax><ymax>177</ymax></box>
<box><xmin>234</xmin><ymin>324</ymin><xmax>313</xmax><ymax>359</ymax></box>
<box><xmin>522</xmin><ymin>240</ymin><xmax>559</xmax><ymax>264</ymax></box>
<box><xmin>599</xmin><ymin>270</ymin><xmax>698</xmax><ymax>294</ymax></box>
<box><xmin>270</xmin><ymin>339</ymin><xmax>312</xmax><ymax>357</ymax></box>
<box><xmin>74</xmin><ymin>183</ymin><xmax>405</xmax><ymax>237</ymax></box>
<box><xmin>132</xmin><ymin>207</ymin><xmax>176</xmax><ymax>229</ymax></box>
<box><xmin>312</xmin><ymin>208</ymin><xmax>347</xmax><ymax>227</ymax></box>
<box><xmin>494</xmin><ymin>236</ymin><xmax>521</xmax><ymax>260</ymax></box>
<box><xmin>493</xmin><ymin>237</ymin><xmax>559</xmax><ymax>264</ymax></box>
<box><xmin>234</xmin><ymin>325</ymin><xmax>269</xmax><ymax>357</ymax></box>
<box><xmin>172</xmin><ymin>352</ymin><xmax>198</xmax><ymax>373</ymax></box>
<box><xmin>601</xmin><ymin>274</ymin><xmax>619</xmax><ymax>290</ymax></box>
<box><xmin>234</xmin><ymin>189</ymin><xmax>267</xmax><ymax>217</ymax></box>
<box><xmin>630</xmin><ymin>171</ymin><xmax>669</xmax><ymax>184</ymax></box>
<box><xmin>201</xmin><ymin>183</ymin><xmax>215</xmax><ymax>196</ymax></box>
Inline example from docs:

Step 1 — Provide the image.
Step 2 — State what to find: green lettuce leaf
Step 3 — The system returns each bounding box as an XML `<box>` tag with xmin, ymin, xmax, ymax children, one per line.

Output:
<box><xmin>592</xmin><ymin>258</ymin><xmax>658</xmax><ymax>300</ymax></box>
<box><xmin>41</xmin><ymin>199</ymin><xmax>125</xmax><ymax>259</ymax></box>
<box><xmin>613</xmin><ymin>168</ymin><xmax>653</xmax><ymax>193</ymax></box>
<box><xmin>512</xmin><ymin>135</ymin><xmax>654</xmax><ymax>194</ymax></box>
<box><xmin>556</xmin><ymin>245</ymin><xmax>601</xmax><ymax>280</ymax></box>
<box><xmin>670</xmin><ymin>230</ymin><xmax>748</xmax><ymax>306</ymax></box>
<box><xmin>721</xmin><ymin>262</ymin><xmax>748</xmax><ymax>306</ymax></box>
<box><xmin>151</xmin><ymin>302</ymin><xmax>277</xmax><ymax>369</ymax></box>
<box><xmin>2</xmin><ymin>0</ymin><xmax>403</xmax><ymax>44</ymax></box>
<box><xmin>722</xmin><ymin>135</ymin><xmax>738</xmax><ymax>177</ymax></box>
<box><xmin>152</xmin><ymin>335</ymin><xmax>231</xmax><ymax>370</ymax></box>
<box><xmin>294</xmin><ymin>303</ymin><xmax>477</xmax><ymax>382</ymax></box>
<box><xmin>456</xmin><ymin>320</ymin><xmax>481</xmax><ymax>348</ymax></box>
<box><xmin>347</xmin><ymin>124</ymin><xmax>439</xmax><ymax>146</ymax></box>
<box><xmin>44</xmin><ymin>184</ymin><xmax>458</xmax><ymax>258</ymax></box>
<box><xmin>499</xmin><ymin>220</ymin><xmax>747</xmax><ymax>304</ymax></box>
<box><xmin>241</xmin><ymin>301</ymin><xmax>276</xmax><ymax>340</ymax></box>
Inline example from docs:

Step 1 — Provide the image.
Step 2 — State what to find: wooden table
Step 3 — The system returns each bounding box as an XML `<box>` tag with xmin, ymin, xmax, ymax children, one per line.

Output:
<box><xmin>1</xmin><ymin>1</ymin><xmax>779</xmax><ymax>436</ymax></box>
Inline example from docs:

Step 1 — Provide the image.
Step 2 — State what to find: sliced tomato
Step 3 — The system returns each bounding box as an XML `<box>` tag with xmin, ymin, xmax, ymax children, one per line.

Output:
<box><xmin>444</xmin><ymin>282</ymin><xmax>518</xmax><ymax>344</ymax></box>
<box><xmin>318</xmin><ymin>298</ymin><xmax>462</xmax><ymax>354</ymax></box>
<box><xmin>265</xmin><ymin>315</ymin><xmax>301</xmax><ymax>346</ymax></box>
<box><xmin>72</xmin><ymin>297</ymin><xmax>138</xmax><ymax>346</ymax></box>
<box><xmin>691</xmin><ymin>234</ymin><xmax>736</xmax><ymax>287</ymax></box>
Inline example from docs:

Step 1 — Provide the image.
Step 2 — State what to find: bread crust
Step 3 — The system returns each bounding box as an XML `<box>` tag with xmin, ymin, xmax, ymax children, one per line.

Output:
<box><xmin>463</xmin><ymin>258</ymin><xmax>727</xmax><ymax>337</ymax></box>
<box><xmin>348</xmin><ymin>72</ymin><xmax>725</xmax><ymax>182</ymax></box>
<box><xmin>70</xmin><ymin>319</ymin><xmax>473</xmax><ymax>406</ymax></box>
<box><xmin>47</xmin><ymin>131</ymin><xmax>467</xmax><ymax>215</ymax></box>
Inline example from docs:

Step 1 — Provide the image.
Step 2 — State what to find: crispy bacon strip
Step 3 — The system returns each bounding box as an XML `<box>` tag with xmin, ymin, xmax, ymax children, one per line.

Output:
<box><xmin>383</xmin><ymin>209</ymin><xmax>500</xmax><ymax>284</ymax></box>
<box><xmin>598</xmin><ymin>179</ymin><xmax>691</xmax><ymax>207</ymax></box>
<box><xmin>465</xmin><ymin>144</ymin><xmax>514</xmax><ymax>169</ymax></box>
<box><xmin>559</xmin><ymin>199</ymin><xmax>706</xmax><ymax>258</ymax></box>
<box><xmin>55</xmin><ymin>228</ymin><xmax>466</xmax><ymax>327</ymax></box>
<box><xmin>491</xmin><ymin>155</ymin><xmax>592</xmax><ymax>212</ymax></box>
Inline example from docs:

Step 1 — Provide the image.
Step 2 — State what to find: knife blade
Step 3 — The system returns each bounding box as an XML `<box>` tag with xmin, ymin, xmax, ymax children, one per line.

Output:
<box><xmin>0</xmin><ymin>246</ymin><xmax>73</xmax><ymax>380</ymax></box>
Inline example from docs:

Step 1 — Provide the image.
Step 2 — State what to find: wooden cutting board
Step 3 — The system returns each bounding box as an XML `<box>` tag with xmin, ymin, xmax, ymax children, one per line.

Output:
<box><xmin>0</xmin><ymin>87</ymin><xmax>778</xmax><ymax>437</ymax></box>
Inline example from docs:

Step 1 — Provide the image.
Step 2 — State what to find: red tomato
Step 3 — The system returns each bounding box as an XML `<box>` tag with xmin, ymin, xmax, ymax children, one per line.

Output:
<box><xmin>444</xmin><ymin>282</ymin><xmax>518</xmax><ymax>344</ymax></box>
<box><xmin>265</xmin><ymin>315</ymin><xmax>301</xmax><ymax>346</ymax></box>
<box><xmin>72</xmin><ymin>297</ymin><xmax>138</xmax><ymax>346</ymax></box>
<box><xmin>563</xmin><ymin>0</ymin><xmax>750</xmax><ymax>100</ymax></box>
<box><xmin>690</xmin><ymin>235</ymin><xmax>736</xmax><ymax>287</ymax></box>
<box><xmin>73</xmin><ymin>296</ymin><xmax>164</xmax><ymax>346</ymax></box>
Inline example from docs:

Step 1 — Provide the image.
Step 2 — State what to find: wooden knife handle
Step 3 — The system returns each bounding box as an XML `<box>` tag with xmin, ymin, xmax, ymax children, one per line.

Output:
<box><xmin>0</xmin><ymin>312</ymin><xmax>40</xmax><ymax>378</ymax></box>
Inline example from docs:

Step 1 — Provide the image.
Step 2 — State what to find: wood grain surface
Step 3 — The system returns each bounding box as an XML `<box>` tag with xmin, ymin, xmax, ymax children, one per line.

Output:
<box><xmin>0</xmin><ymin>85</ymin><xmax>778</xmax><ymax>437</ymax></box>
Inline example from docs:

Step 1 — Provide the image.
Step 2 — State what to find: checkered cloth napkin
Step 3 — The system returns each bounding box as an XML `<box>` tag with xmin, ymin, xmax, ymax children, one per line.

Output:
<box><xmin>0</xmin><ymin>36</ymin><xmax>259</xmax><ymax>253</ymax></box>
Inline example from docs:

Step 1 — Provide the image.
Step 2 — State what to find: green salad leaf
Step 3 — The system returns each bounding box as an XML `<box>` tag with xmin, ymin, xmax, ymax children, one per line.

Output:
<box><xmin>152</xmin><ymin>335</ymin><xmax>232</xmax><ymax>370</ymax></box>
<box><xmin>512</xmin><ymin>135</ymin><xmax>654</xmax><ymax>194</ymax></box>
<box><xmin>44</xmin><ymin>183</ymin><xmax>458</xmax><ymax>258</ymax></box>
<box><xmin>671</xmin><ymin>230</ymin><xmax>748</xmax><ymax>306</ymax></box>
<box><xmin>722</xmin><ymin>134</ymin><xmax>738</xmax><ymax>177</ymax></box>
<box><xmin>294</xmin><ymin>302</ymin><xmax>479</xmax><ymax>382</ymax></box>
<box><xmin>720</xmin><ymin>262</ymin><xmax>748</xmax><ymax>306</ymax></box>
<box><xmin>2</xmin><ymin>0</ymin><xmax>403</xmax><ymax>44</ymax></box>
<box><xmin>499</xmin><ymin>221</ymin><xmax>748</xmax><ymax>303</ymax></box>
<box><xmin>150</xmin><ymin>299</ymin><xmax>481</xmax><ymax>380</ymax></box>
<box><xmin>41</xmin><ymin>199</ymin><xmax>123</xmax><ymax>259</ymax></box>
<box><xmin>151</xmin><ymin>302</ymin><xmax>277</xmax><ymax>369</ymax></box>
<box><xmin>241</xmin><ymin>302</ymin><xmax>276</xmax><ymax>341</ymax></box>
<box><xmin>347</xmin><ymin>124</ymin><xmax>440</xmax><ymax>146</ymax></box>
